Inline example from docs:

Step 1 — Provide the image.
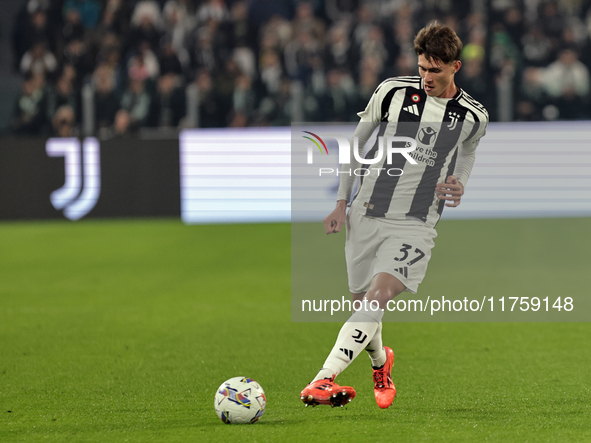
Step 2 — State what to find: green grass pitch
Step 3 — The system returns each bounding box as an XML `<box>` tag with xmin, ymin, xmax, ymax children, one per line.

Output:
<box><xmin>0</xmin><ymin>218</ymin><xmax>590</xmax><ymax>442</ymax></box>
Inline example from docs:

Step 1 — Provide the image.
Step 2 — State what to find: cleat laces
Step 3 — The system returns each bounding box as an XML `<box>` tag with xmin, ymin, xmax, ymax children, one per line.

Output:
<box><xmin>373</xmin><ymin>369</ymin><xmax>390</xmax><ymax>388</ymax></box>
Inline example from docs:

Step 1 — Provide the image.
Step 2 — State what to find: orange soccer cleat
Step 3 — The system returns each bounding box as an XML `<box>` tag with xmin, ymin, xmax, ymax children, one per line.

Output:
<box><xmin>373</xmin><ymin>346</ymin><xmax>396</xmax><ymax>409</ymax></box>
<box><xmin>300</xmin><ymin>376</ymin><xmax>356</xmax><ymax>407</ymax></box>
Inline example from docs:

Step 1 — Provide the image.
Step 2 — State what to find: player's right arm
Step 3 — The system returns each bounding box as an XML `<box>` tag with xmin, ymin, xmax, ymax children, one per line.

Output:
<box><xmin>323</xmin><ymin>199</ymin><xmax>347</xmax><ymax>234</ymax></box>
<box><xmin>326</xmin><ymin>80</ymin><xmax>393</xmax><ymax>234</ymax></box>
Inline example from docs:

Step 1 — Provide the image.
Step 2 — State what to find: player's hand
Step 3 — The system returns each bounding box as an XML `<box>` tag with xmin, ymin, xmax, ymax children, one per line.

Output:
<box><xmin>436</xmin><ymin>175</ymin><xmax>464</xmax><ymax>207</ymax></box>
<box><xmin>323</xmin><ymin>200</ymin><xmax>347</xmax><ymax>234</ymax></box>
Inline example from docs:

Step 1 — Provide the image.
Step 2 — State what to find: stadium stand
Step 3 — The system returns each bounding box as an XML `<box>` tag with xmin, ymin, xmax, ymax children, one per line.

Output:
<box><xmin>6</xmin><ymin>0</ymin><xmax>591</xmax><ymax>136</ymax></box>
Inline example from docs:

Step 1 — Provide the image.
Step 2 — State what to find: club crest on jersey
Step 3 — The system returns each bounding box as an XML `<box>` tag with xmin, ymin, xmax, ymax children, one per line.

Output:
<box><xmin>447</xmin><ymin>111</ymin><xmax>461</xmax><ymax>130</ymax></box>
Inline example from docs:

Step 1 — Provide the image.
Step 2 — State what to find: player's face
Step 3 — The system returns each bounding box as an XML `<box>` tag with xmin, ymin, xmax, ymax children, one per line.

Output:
<box><xmin>418</xmin><ymin>54</ymin><xmax>461</xmax><ymax>98</ymax></box>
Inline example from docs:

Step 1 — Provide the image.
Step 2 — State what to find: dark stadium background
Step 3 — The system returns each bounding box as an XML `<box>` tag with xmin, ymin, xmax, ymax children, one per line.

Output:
<box><xmin>1</xmin><ymin>0</ymin><xmax>590</xmax><ymax>137</ymax></box>
<box><xmin>2</xmin><ymin>0</ymin><xmax>590</xmax><ymax>222</ymax></box>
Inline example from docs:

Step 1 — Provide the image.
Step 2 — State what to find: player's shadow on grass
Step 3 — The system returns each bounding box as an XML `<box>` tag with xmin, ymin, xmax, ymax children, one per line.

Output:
<box><xmin>256</xmin><ymin>409</ymin><xmax>396</xmax><ymax>426</ymax></box>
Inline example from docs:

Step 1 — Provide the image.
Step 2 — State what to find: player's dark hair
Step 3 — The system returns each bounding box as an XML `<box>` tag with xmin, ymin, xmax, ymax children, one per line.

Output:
<box><xmin>414</xmin><ymin>23</ymin><xmax>463</xmax><ymax>64</ymax></box>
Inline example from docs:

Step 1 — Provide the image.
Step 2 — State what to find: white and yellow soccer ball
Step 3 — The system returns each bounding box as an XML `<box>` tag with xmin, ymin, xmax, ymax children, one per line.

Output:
<box><xmin>214</xmin><ymin>377</ymin><xmax>266</xmax><ymax>424</ymax></box>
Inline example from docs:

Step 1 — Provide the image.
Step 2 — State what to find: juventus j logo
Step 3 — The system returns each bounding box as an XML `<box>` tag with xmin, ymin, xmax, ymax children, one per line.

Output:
<box><xmin>46</xmin><ymin>138</ymin><xmax>101</xmax><ymax>221</ymax></box>
<box><xmin>352</xmin><ymin>329</ymin><xmax>367</xmax><ymax>344</ymax></box>
<box><xmin>447</xmin><ymin>111</ymin><xmax>460</xmax><ymax>130</ymax></box>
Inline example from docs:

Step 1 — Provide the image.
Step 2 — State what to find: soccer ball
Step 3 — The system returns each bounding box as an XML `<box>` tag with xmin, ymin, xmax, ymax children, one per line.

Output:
<box><xmin>214</xmin><ymin>377</ymin><xmax>266</xmax><ymax>424</ymax></box>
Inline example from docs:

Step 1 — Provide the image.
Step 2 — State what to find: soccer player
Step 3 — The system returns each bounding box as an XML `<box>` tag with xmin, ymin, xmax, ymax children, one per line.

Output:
<box><xmin>300</xmin><ymin>23</ymin><xmax>489</xmax><ymax>409</ymax></box>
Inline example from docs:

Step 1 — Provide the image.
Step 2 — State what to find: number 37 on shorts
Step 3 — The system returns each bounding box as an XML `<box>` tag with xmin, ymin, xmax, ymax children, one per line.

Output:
<box><xmin>374</xmin><ymin>237</ymin><xmax>434</xmax><ymax>294</ymax></box>
<box><xmin>345</xmin><ymin>210</ymin><xmax>437</xmax><ymax>294</ymax></box>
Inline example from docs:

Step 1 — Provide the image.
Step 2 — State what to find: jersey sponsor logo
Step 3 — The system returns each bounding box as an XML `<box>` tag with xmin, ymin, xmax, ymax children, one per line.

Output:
<box><xmin>417</xmin><ymin>127</ymin><xmax>438</xmax><ymax>145</ymax></box>
<box><xmin>46</xmin><ymin>137</ymin><xmax>101</xmax><ymax>221</ymax></box>
<box><xmin>408</xmin><ymin>146</ymin><xmax>438</xmax><ymax>167</ymax></box>
<box><xmin>403</xmin><ymin>104</ymin><xmax>420</xmax><ymax>116</ymax></box>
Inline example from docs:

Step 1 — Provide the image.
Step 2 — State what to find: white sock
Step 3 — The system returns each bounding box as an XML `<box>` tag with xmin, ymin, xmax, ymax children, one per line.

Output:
<box><xmin>365</xmin><ymin>322</ymin><xmax>387</xmax><ymax>368</ymax></box>
<box><xmin>312</xmin><ymin>307</ymin><xmax>384</xmax><ymax>382</ymax></box>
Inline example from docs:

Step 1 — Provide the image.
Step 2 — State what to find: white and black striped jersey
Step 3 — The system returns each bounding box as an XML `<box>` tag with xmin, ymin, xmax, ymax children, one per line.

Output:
<box><xmin>337</xmin><ymin>76</ymin><xmax>489</xmax><ymax>228</ymax></box>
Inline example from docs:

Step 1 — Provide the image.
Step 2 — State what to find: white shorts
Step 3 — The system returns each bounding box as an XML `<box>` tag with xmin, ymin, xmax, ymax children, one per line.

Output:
<box><xmin>344</xmin><ymin>208</ymin><xmax>437</xmax><ymax>294</ymax></box>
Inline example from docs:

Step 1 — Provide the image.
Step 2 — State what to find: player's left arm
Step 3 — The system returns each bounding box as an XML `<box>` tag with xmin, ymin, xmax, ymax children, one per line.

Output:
<box><xmin>436</xmin><ymin>118</ymin><xmax>488</xmax><ymax>207</ymax></box>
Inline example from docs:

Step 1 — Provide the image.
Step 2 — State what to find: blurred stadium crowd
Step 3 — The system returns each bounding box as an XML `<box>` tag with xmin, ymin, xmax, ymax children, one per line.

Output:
<box><xmin>10</xmin><ymin>0</ymin><xmax>591</xmax><ymax>136</ymax></box>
